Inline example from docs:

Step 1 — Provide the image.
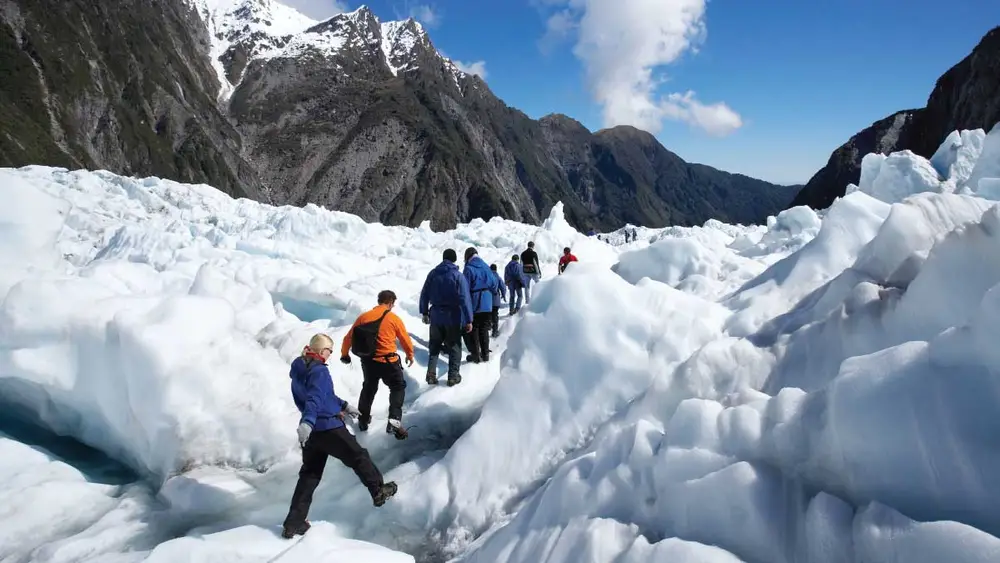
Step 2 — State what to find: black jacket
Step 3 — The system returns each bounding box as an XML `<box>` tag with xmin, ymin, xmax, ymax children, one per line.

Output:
<box><xmin>520</xmin><ymin>249</ymin><xmax>540</xmax><ymax>275</ymax></box>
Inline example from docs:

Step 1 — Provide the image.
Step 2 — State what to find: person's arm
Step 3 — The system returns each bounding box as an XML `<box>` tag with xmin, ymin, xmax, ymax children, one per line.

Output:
<box><xmin>419</xmin><ymin>275</ymin><xmax>430</xmax><ymax>316</ymax></box>
<box><xmin>459</xmin><ymin>275</ymin><xmax>473</xmax><ymax>326</ymax></box>
<box><xmin>324</xmin><ymin>366</ymin><xmax>345</xmax><ymax>407</ymax></box>
<box><xmin>301</xmin><ymin>368</ymin><xmax>322</xmax><ymax>427</ymax></box>
<box><xmin>340</xmin><ymin>315</ymin><xmax>360</xmax><ymax>358</ymax></box>
<box><xmin>393</xmin><ymin>315</ymin><xmax>415</xmax><ymax>360</ymax></box>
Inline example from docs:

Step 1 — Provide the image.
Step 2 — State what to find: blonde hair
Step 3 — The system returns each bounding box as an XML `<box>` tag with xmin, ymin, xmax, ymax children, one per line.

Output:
<box><xmin>302</xmin><ymin>333</ymin><xmax>334</xmax><ymax>357</ymax></box>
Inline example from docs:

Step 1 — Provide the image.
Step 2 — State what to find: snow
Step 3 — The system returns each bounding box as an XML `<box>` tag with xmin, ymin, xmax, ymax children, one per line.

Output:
<box><xmin>189</xmin><ymin>0</ymin><xmax>460</xmax><ymax>101</ymax></box>
<box><xmin>4</xmin><ymin>121</ymin><xmax>1000</xmax><ymax>561</ymax></box>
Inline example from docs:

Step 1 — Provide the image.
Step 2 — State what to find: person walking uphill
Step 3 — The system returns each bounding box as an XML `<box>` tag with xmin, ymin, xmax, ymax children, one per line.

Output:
<box><xmin>419</xmin><ymin>249</ymin><xmax>474</xmax><ymax>387</ymax></box>
<box><xmin>463</xmin><ymin>247</ymin><xmax>499</xmax><ymax>363</ymax></box>
<box><xmin>282</xmin><ymin>334</ymin><xmax>398</xmax><ymax>539</ymax></box>
<box><xmin>558</xmin><ymin>247</ymin><xmax>578</xmax><ymax>274</ymax></box>
<box><xmin>489</xmin><ymin>264</ymin><xmax>507</xmax><ymax>338</ymax></box>
<box><xmin>504</xmin><ymin>254</ymin><xmax>525</xmax><ymax>315</ymax></box>
<box><xmin>520</xmin><ymin>242</ymin><xmax>541</xmax><ymax>304</ymax></box>
<box><xmin>340</xmin><ymin>290</ymin><xmax>414</xmax><ymax>441</ymax></box>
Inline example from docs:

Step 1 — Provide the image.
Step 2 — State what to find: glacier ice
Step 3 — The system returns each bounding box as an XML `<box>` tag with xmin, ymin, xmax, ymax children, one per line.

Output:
<box><xmin>3</xmin><ymin>119</ymin><xmax>1000</xmax><ymax>561</ymax></box>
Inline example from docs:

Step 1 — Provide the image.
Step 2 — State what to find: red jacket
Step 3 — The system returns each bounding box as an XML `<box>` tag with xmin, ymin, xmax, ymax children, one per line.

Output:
<box><xmin>558</xmin><ymin>253</ymin><xmax>577</xmax><ymax>273</ymax></box>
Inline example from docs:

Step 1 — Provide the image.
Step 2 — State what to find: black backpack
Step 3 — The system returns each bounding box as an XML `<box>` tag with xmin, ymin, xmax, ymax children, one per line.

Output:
<box><xmin>351</xmin><ymin>309</ymin><xmax>390</xmax><ymax>359</ymax></box>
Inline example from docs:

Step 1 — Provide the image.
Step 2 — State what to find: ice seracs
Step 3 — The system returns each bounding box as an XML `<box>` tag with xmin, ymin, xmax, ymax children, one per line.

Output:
<box><xmin>4</xmin><ymin>119</ymin><xmax>1000</xmax><ymax>561</ymax></box>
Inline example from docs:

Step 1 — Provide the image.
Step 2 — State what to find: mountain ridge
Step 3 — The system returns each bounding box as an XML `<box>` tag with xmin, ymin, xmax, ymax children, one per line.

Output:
<box><xmin>790</xmin><ymin>26</ymin><xmax>1000</xmax><ymax>211</ymax></box>
<box><xmin>1</xmin><ymin>0</ymin><xmax>796</xmax><ymax>231</ymax></box>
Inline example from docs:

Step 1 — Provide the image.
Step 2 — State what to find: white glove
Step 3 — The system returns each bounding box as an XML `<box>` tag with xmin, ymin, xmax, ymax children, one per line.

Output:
<box><xmin>296</xmin><ymin>422</ymin><xmax>312</xmax><ymax>448</ymax></box>
<box><xmin>343</xmin><ymin>404</ymin><xmax>361</xmax><ymax>419</ymax></box>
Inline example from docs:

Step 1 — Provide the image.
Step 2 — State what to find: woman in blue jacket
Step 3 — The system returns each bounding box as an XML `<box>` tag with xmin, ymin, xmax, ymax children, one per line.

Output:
<box><xmin>281</xmin><ymin>333</ymin><xmax>398</xmax><ymax>539</ymax></box>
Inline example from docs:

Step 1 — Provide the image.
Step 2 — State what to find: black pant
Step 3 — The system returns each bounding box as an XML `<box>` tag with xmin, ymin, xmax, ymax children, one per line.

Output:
<box><xmin>491</xmin><ymin>307</ymin><xmax>500</xmax><ymax>333</ymax></box>
<box><xmin>358</xmin><ymin>357</ymin><xmax>406</xmax><ymax>421</ymax></box>
<box><xmin>463</xmin><ymin>311</ymin><xmax>492</xmax><ymax>359</ymax></box>
<box><xmin>283</xmin><ymin>426</ymin><xmax>383</xmax><ymax>529</ymax></box>
<box><xmin>427</xmin><ymin>323</ymin><xmax>462</xmax><ymax>380</ymax></box>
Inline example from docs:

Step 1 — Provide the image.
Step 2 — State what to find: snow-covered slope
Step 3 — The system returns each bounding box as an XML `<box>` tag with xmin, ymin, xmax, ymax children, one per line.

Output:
<box><xmin>187</xmin><ymin>0</ymin><xmax>471</xmax><ymax>101</ymax></box>
<box><xmin>3</xmin><ymin>124</ymin><xmax>1000</xmax><ymax>561</ymax></box>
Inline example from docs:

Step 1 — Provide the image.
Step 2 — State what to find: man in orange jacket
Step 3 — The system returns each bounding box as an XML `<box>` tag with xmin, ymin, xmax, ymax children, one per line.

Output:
<box><xmin>340</xmin><ymin>290</ymin><xmax>415</xmax><ymax>440</ymax></box>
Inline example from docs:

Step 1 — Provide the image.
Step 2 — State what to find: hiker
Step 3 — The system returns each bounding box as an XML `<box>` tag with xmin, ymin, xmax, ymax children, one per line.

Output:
<box><xmin>462</xmin><ymin>246</ymin><xmax>498</xmax><ymax>363</ymax></box>
<box><xmin>558</xmin><ymin>247</ymin><xmax>577</xmax><ymax>274</ymax></box>
<box><xmin>282</xmin><ymin>333</ymin><xmax>398</xmax><ymax>539</ymax></box>
<box><xmin>504</xmin><ymin>254</ymin><xmax>525</xmax><ymax>315</ymax></box>
<box><xmin>520</xmin><ymin>241</ymin><xmax>541</xmax><ymax>303</ymax></box>
<box><xmin>489</xmin><ymin>264</ymin><xmax>507</xmax><ymax>338</ymax></box>
<box><xmin>418</xmin><ymin>249</ymin><xmax>473</xmax><ymax>386</ymax></box>
<box><xmin>339</xmin><ymin>290</ymin><xmax>414</xmax><ymax>441</ymax></box>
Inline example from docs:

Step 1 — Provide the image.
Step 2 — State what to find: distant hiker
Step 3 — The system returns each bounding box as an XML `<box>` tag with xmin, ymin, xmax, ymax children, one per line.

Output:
<box><xmin>419</xmin><ymin>249</ymin><xmax>473</xmax><ymax>386</ymax></box>
<box><xmin>630</xmin><ymin>227</ymin><xmax>638</xmax><ymax>242</ymax></box>
<box><xmin>587</xmin><ymin>229</ymin><xmax>596</xmax><ymax>237</ymax></box>
<box><xmin>520</xmin><ymin>241</ymin><xmax>542</xmax><ymax>303</ymax></box>
<box><xmin>282</xmin><ymin>333</ymin><xmax>398</xmax><ymax>539</ymax></box>
<box><xmin>462</xmin><ymin>246</ymin><xmax>498</xmax><ymax>363</ymax></box>
<box><xmin>504</xmin><ymin>254</ymin><xmax>525</xmax><ymax>315</ymax></box>
<box><xmin>489</xmin><ymin>264</ymin><xmax>507</xmax><ymax>338</ymax></box>
<box><xmin>558</xmin><ymin>247</ymin><xmax>577</xmax><ymax>274</ymax></box>
<box><xmin>339</xmin><ymin>290</ymin><xmax>414</xmax><ymax>440</ymax></box>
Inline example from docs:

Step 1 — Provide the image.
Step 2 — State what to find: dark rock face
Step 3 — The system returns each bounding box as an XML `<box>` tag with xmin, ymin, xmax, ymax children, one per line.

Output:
<box><xmin>0</xmin><ymin>0</ymin><xmax>260</xmax><ymax>200</ymax></box>
<box><xmin>790</xmin><ymin>26</ymin><xmax>1000</xmax><ymax>211</ymax></box>
<box><xmin>1</xmin><ymin>0</ymin><xmax>795</xmax><ymax>230</ymax></box>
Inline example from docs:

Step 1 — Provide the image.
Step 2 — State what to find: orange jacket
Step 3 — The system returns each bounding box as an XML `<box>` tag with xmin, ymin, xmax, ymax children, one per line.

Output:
<box><xmin>341</xmin><ymin>305</ymin><xmax>415</xmax><ymax>363</ymax></box>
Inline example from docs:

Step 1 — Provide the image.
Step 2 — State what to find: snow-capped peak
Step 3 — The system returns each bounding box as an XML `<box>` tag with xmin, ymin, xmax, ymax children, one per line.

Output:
<box><xmin>380</xmin><ymin>18</ymin><xmax>429</xmax><ymax>75</ymax></box>
<box><xmin>189</xmin><ymin>0</ymin><xmax>316</xmax><ymax>100</ymax></box>
<box><xmin>189</xmin><ymin>0</ymin><xmax>449</xmax><ymax>101</ymax></box>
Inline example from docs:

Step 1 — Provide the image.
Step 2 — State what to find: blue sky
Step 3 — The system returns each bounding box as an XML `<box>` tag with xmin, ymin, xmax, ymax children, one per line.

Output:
<box><xmin>291</xmin><ymin>0</ymin><xmax>1000</xmax><ymax>185</ymax></box>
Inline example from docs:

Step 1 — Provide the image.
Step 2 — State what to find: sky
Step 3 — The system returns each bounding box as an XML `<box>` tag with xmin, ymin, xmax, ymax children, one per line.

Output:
<box><xmin>282</xmin><ymin>0</ymin><xmax>1000</xmax><ymax>185</ymax></box>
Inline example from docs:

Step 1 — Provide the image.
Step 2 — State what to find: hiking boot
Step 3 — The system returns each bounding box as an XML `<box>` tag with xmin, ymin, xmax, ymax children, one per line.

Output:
<box><xmin>426</xmin><ymin>372</ymin><xmax>438</xmax><ymax>385</ymax></box>
<box><xmin>358</xmin><ymin>415</ymin><xmax>372</xmax><ymax>432</ymax></box>
<box><xmin>482</xmin><ymin>353</ymin><xmax>490</xmax><ymax>361</ymax></box>
<box><xmin>373</xmin><ymin>482</ymin><xmax>398</xmax><ymax>507</ymax></box>
<box><xmin>281</xmin><ymin>520</ymin><xmax>310</xmax><ymax>539</ymax></box>
<box><xmin>386</xmin><ymin>420</ymin><xmax>408</xmax><ymax>440</ymax></box>
<box><xmin>447</xmin><ymin>375</ymin><xmax>462</xmax><ymax>387</ymax></box>
<box><xmin>466</xmin><ymin>354</ymin><xmax>480</xmax><ymax>363</ymax></box>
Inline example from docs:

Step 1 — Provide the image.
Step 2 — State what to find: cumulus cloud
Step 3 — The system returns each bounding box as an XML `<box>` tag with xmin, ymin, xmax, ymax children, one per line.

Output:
<box><xmin>281</xmin><ymin>0</ymin><xmax>347</xmax><ymax>20</ymax></box>
<box><xmin>408</xmin><ymin>4</ymin><xmax>440</xmax><ymax>27</ymax></box>
<box><xmin>439</xmin><ymin>49</ymin><xmax>488</xmax><ymax>80</ymax></box>
<box><xmin>538</xmin><ymin>9</ymin><xmax>577</xmax><ymax>55</ymax></box>
<box><xmin>540</xmin><ymin>0</ymin><xmax>743</xmax><ymax>137</ymax></box>
<box><xmin>452</xmin><ymin>59</ymin><xmax>488</xmax><ymax>79</ymax></box>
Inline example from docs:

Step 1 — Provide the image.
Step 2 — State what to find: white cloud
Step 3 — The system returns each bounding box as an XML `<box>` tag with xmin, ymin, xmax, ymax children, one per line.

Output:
<box><xmin>661</xmin><ymin>91</ymin><xmax>743</xmax><ymax>136</ymax></box>
<box><xmin>452</xmin><ymin>59</ymin><xmax>488</xmax><ymax>79</ymax></box>
<box><xmin>539</xmin><ymin>0</ymin><xmax>743</xmax><ymax>137</ymax></box>
<box><xmin>280</xmin><ymin>0</ymin><xmax>347</xmax><ymax>20</ymax></box>
<box><xmin>538</xmin><ymin>9</ymin><xmax>577</xmax><ymax>55</ymax></box>
<box><xmin>440</xmin><ymin>49</ymin><xmax>489</xmax><ymax>80</ymax></box>
<box><xmin>408</xmin><ymin>4</ymin><xmax>440</xmax><ymax>27</ymax></box>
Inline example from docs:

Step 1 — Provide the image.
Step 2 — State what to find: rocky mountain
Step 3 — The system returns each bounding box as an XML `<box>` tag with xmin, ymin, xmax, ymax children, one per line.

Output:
<box><xmin>790</xmin><ymin>26</ymin><xmax>1000</xmax><ymax>211</ymax></box>
<box><xmin>1</xmin><ymin>0</ymin><xmax>795</xmax><ymax>231</ymax></box>
<box><xmin>0</xmin><ymin>0</ymin><xmax>261</xmax><ymax>199</ymax></box>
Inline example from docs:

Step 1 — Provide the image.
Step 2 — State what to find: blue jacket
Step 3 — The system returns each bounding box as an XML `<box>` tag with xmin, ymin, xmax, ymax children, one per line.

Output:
<box><xmin>464</xmin><ymin>256</ymin><xmax>497</xmax><ymax>314</ymax></box>
<box><xmin>504</xmin><ymin>260</ymin><xmax>525</xmax><ymax>289</ymax></box>
<box><xmin>491</xmin><ymin>272</ymin><xmax>507</xmax><ymax>305</ymax></box>
<box><xmin>419</xmin><ymin>260</ymin><xmax>474</xmax><ymax>327</ymax></box>
<box><xmin>290</xmin><ymin>356</ymin><xmax>345</xmax><ymax>431</ymax></box>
